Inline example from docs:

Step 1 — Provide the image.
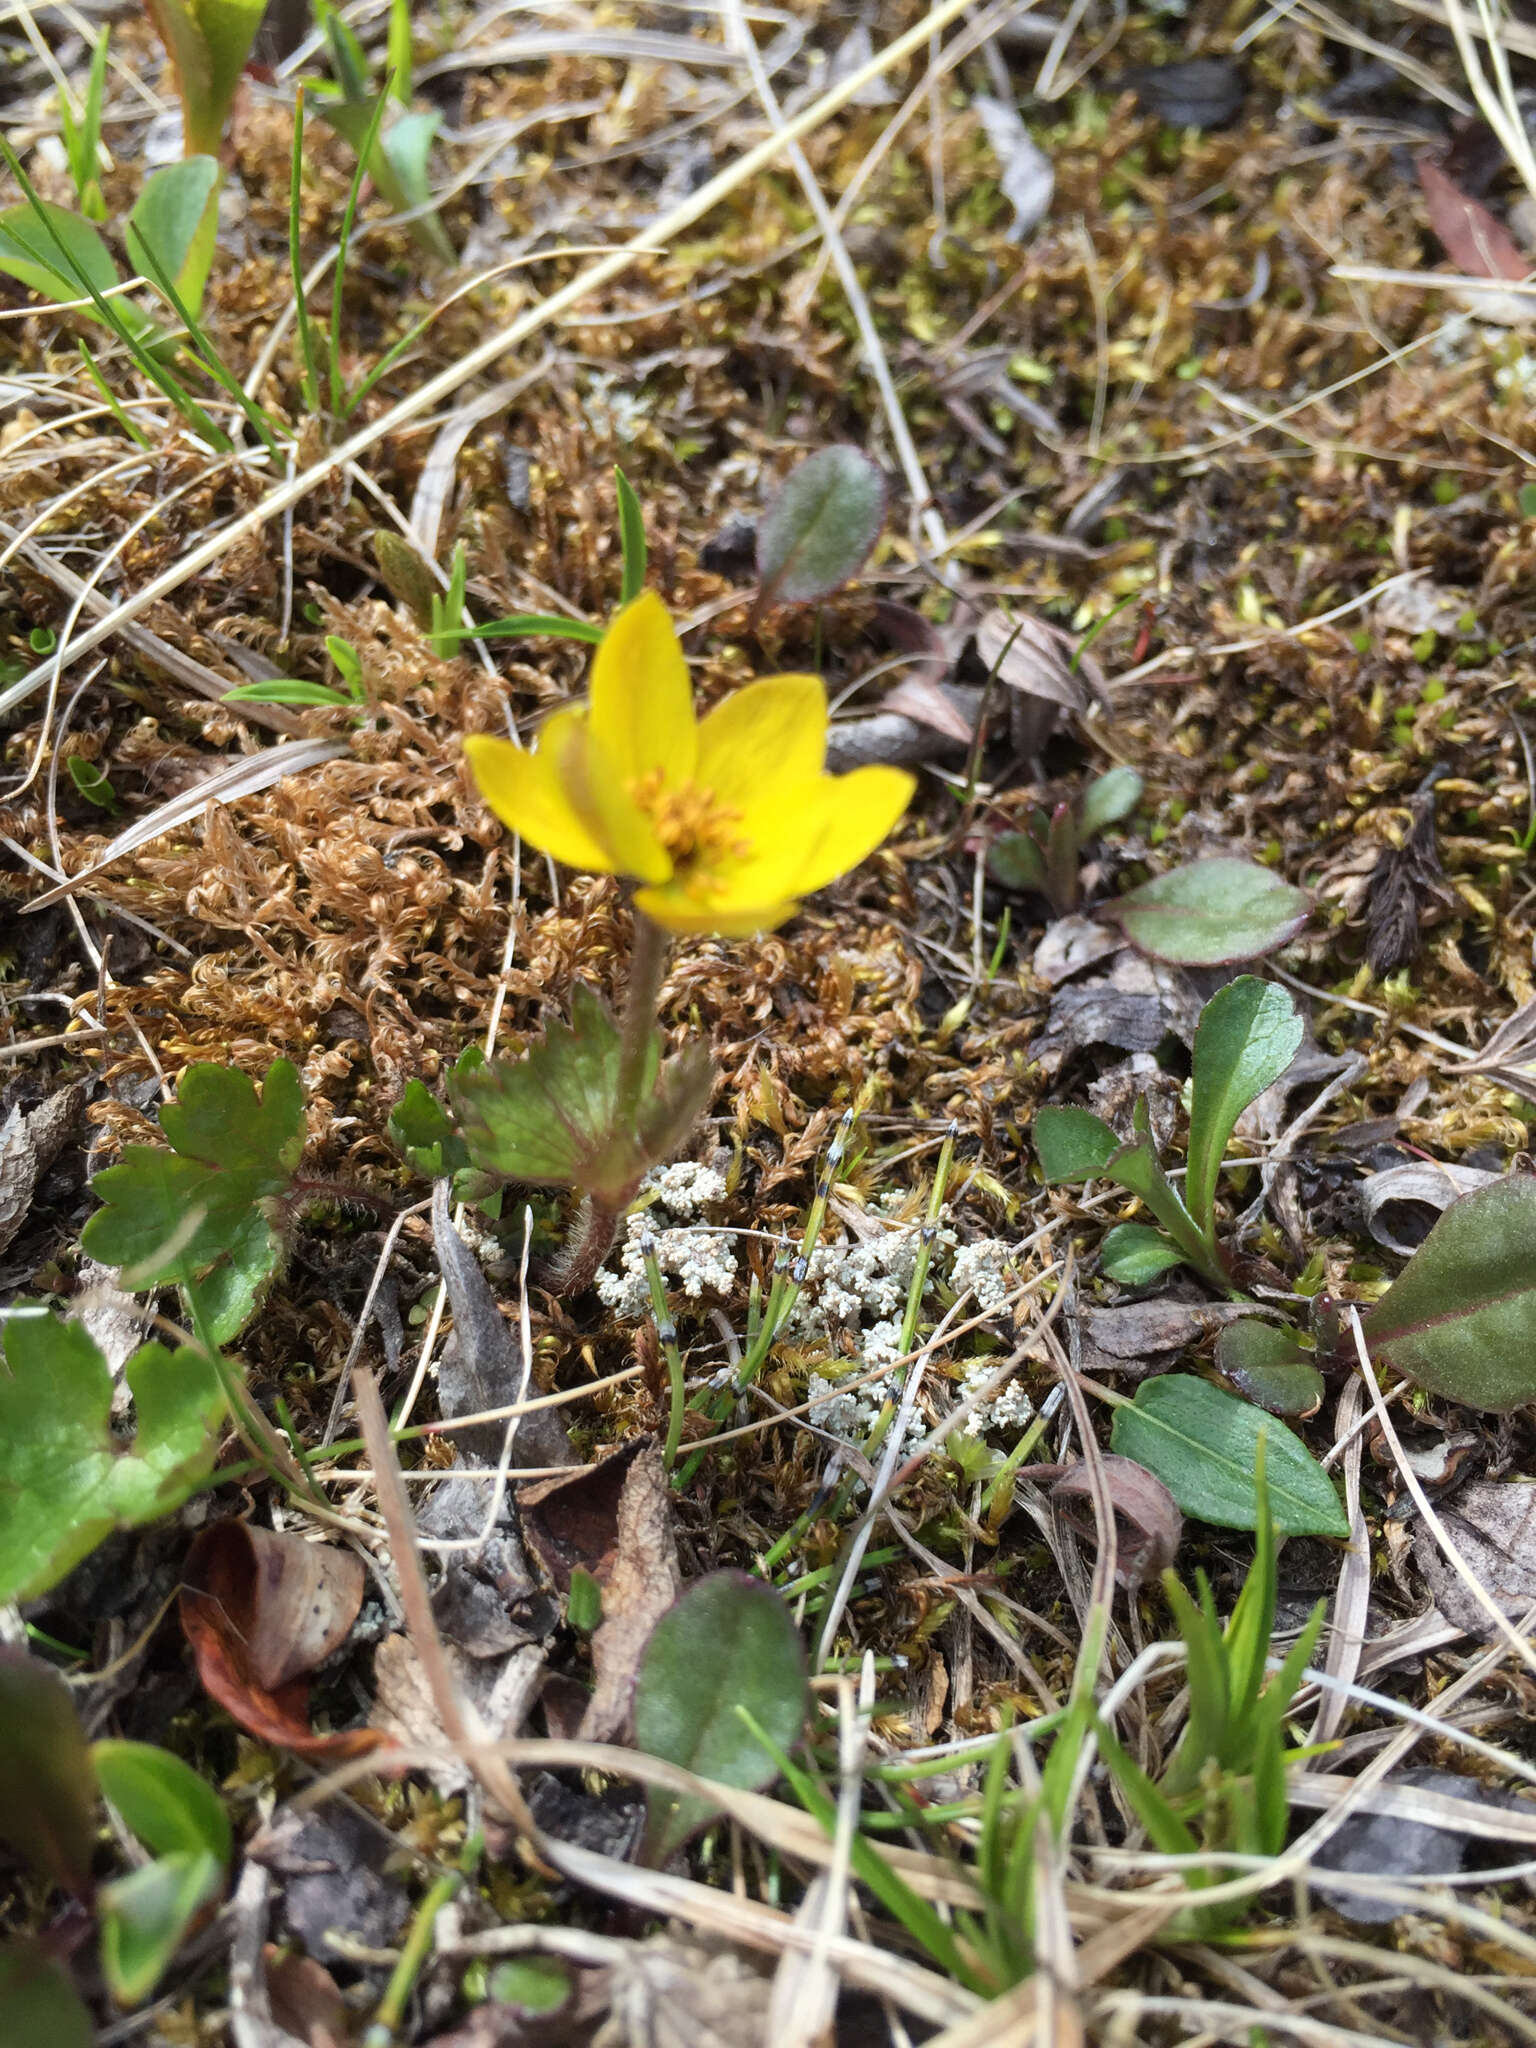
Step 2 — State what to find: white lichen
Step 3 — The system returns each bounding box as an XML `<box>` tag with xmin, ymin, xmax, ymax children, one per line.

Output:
<box><xmin>595</xmin><ymin>1162</ymin><xmax>736</xmax><ymax>1319</ymax></box>
<box><xmin>950</xmin><ymin>1238</ymin><xmax>1020</xmax><ymax>1318</ymax></box>
<box><xmin>957</xmin><ymin>1359</ymin><xmax>1036</xmax><ymax>1436</ymax></box>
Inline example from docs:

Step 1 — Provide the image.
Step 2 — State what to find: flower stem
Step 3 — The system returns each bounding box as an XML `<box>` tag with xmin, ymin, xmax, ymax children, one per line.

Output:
<box><xmin>617</xmin><ymin>906</ymin><xmax>669</xmax><ymax>1118</ymax></box>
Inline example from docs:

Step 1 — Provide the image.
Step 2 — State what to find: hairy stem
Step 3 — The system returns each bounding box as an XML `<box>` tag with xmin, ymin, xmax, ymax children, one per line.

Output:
<box><xmin>616</xmin><ymin>907</ymin><xmax>669</xmax><ymax>1117</ymax></box>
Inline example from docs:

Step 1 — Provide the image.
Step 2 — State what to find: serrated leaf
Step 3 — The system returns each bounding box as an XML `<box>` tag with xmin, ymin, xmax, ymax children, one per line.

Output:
<box><xmin>158</xmin><ymin>1059</ymin><xmax>305</xmax><ymax>1180</ymax></box>
<box><xmin>82</xmin><ymin>1061</ymin><xmax>302</xmax><ymax>1329</ymax></box>
<box><xmin>756</xmin><ymin>446</ymin><xmax>886</xmax><ymax>606</ymax></box>
<box><xmin>93</xmin><ymin>1741</ymin><xmax>231</xmax><ymax>1866</ymax></box>
<box><xmin>1185</xmin><ymin>978</ymin><xmax>1302</xmax><ymax>1238</ymax></box>
<box><xmin>1363</xmin><ymin>1177</ymin><xmax>1536</xmax><ymax>1412</ymax></box>
<box><xmin>0</xmin><ymin>1943</ymin><xmax>93</xmax><ymax>2048</ymax></box>
<box><xmin>449</xmin><ymin>986</ymin><xmax>712</xmax><ymax>1209</ymax></box>
<box><xmin>1035</xmin><ymin>1105</ymin><xmax>1121</xmax><ymax>1181</ymax></box>
<box><xmin>987</xmin><ymin>831</ymin><xmax>1047</xmax><ymax>894</ymax></box>
<box><xmin>99</xmin><ymin>1850</ymin><xmax>222</xmax><ymax>2005</ymax></box>
<box><xmin>1078</xmin><ymin>765</ymin><xmax>1143</xmax><ymax>837</ymax></box>
<box><xmin>1111</xmin><ymin>858</ymin><xmax>1310</xmax><ymax>965</ymax></box>
<box><xmin>0</xmin><ymin>1314</ymin><xmax>223</xmax><ymax>1602</ymax></box>
<box><xmin>0</xmin><ymin>1650</ymin><xmax>97</xmax><ymax>1898</ymax></box>
<box><xmin>633</xmin><ymin>1572</ymin><xmax>808</xmax><ymax>1861</ymax></box>
<box><xmin>1109</xmin><ymin>1374</ymin><xmax>1347</xmax><ymax>1536</ymax></box>
<box><xmin>1213</xmin><ymin>1320</ymin><xmax>1324</xmax><ymax>1418</ymax></box>
<box><xmin>1100</xmin><ymin>1222</ymin><xmax>1188</xmax><ymax>1286</ymax></box>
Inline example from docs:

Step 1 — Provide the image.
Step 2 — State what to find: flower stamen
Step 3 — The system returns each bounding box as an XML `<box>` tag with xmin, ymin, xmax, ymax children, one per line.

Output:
<box><xmin>630</xmin><ymin>767</ymin><xmax>752</xmax><ymax>876</ymax></box>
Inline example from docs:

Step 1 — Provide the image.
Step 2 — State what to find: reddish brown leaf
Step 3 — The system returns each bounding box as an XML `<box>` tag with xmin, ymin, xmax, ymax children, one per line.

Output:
<box><xmin>1051</xmin><ymin>1454</ymin><xmax>1183</xmax><ymax>1588</ymax></box>
<box><xmin>517</xmin><ymin>1436</ymin><xmax>649</xmax><ymax>1594</ymax></box>
<box><xmin>579</xmin><ymin>1443</ymin><xmax>681</xmax><ymax>1743</ymax></box>
<box><xmin>264</xmin><ymin>1948</ymin><xmax>349</xmax><ymax>2048</ymax></box>
<box><xmin>180</xmin><ymin>1522</ymin><xmax>388</xmax><ymax>1760</ymax></box>
<box><xmin>1417</xmin><ymin>156</ymin><xmax>1527</xmax><ymax>280</ymax></box>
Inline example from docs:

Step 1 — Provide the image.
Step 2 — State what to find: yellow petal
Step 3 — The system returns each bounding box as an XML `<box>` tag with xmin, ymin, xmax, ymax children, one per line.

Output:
<box><xmin>635</xmin><ymin>882</ymin><xmax>799</xmax><ymax>937</ymax></box>
<box><xmin>463</xmin><ymin>721</ymin><xmax>617</xmax><ymax>873</ymax></box>
<box><xmin>694</xmin><ymin>673</ymin><xmax>826</xmax><ymax>812</ymax></box>
<box><xmin>557</xmin><ymin>716</ymin><xmax>673</xmax><ymax>885</ymax></box>
<box><xmin>589</xmin><ymin>591</ymin><xmax>698</xmax><ymax>791</ymax></box>
<box><xmin>792</xmin><ymin>767</ymin><xmax>915</xmax><ymax>893</ymax></box>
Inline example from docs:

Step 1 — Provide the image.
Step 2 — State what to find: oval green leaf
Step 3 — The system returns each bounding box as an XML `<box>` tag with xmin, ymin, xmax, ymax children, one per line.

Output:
<box><xmin>1109</xmin><ymin>1374</ymin><xmax>1347</xmax><ymax>1536</ymax></box>
<box><xmin>1079</xmin><ymin>765</ymin><xmax>1143</xmax><ymax>837</ymax></box>
<box><xmin>1213</xmin><ymin>1320</ymin><xmax>1324</xmax><ymax>1418</ymax></box>
<box><xmin>93</xmin><ymin>1741</ymin><xmax>231</xmax><ymax>1867</ymax></box>
<box><xmin>0</xmin><ymin>1650</ymin><xmax>96</xmax><ymax>1899</ymax></box>
<box><xmin>1111</xmin><ymin>858</ymin><xmax>1310</xmax><ymax>966</ymax></box>
<box><xmin>0</xmin><ymin>1942</ymin><xmax>93</xmax><ymax>2048</ymax></box>
<box><xmin>1100</xmin><ymin>1222</ymin><xmax>1187</xmax><ymax>1286</ymax></box>
<box><xmin>1034</xmin><ymin>1104</ymin><xmax>1120</xmax><ymax>1182</ymax></box>
<box><xmin>1363</xmin><ymin>1177</ymin><xmax>1536</xmax><ymax>1412</ymax></box>
<box><xmin>633</xmin><ymin>1571</ymin><xmax>808</xmax><ymax>1860</ymax></box>
<box><xmin>1185</xmin><ymin>977</ymin><xmax>1302</xmax><ymax>1237</ymax></box>
<box><xmin>756</xmin><ymin>446</ymin><xmax>886</xmax><ymax>607</ymax></box>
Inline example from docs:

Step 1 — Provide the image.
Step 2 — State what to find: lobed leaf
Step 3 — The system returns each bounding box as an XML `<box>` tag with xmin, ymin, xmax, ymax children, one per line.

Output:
<box><xmin>0</xmin><ymin>1314</ymin><xmax>224</xmax><ymax>1603</ymax></box>
<box><xmin>1109</xmin><ymin>1374</ymin><xmax>1347</xmax><ymax>1536</ymax></box>
<box><xmin>756</xmin><ymin>446</ymin><xmax>886</xmax><ymax>607</ymax></box>
<box><xmin>1110</xmin><ymin>857</ymin><xmax>1310</xmax><ymax>965</ymax></box>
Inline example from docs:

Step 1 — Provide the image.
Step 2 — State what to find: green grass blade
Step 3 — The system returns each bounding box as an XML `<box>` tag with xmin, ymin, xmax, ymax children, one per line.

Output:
<box><xmin>615</xmin><ymin>464</ymin><xmax>646</xmax><ymax>604</ymax></box>
<box><xmin>78</xmin><ymin>343</ymin><xmax>150</xmax><ymax>449</ymax></box>
<box><xmin>463</xmin><ymin>614</ymin><xmax>604</xmax><ymax>645</ymax></box>
<box><xmin>289</xmin><ymin>89</ymin><xmax>322</xmax><ymax>418</ymax></box>
<box><xmin>327</xmin><ymin>83</ymin><xmax>392</xmax><ymax>415</ymax></box>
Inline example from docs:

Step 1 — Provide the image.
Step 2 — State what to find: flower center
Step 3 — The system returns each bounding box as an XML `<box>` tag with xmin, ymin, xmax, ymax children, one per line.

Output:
<box><xmin>630</xmin><ymin>768</ymin><xmax>751</xmax><ymax>877</ymax></box>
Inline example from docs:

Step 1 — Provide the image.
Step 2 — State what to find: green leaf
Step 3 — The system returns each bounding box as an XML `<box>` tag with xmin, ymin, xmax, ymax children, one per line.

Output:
<box><xmin>0</xmin><ymin>1650</ymin><xmax>97</xmax><ymax>1897</ymax></box>
<box><xmin>99</xmin><ymin>1849</ymin><xmax>223</xmax><ymax>2005</ymax></box>
<box><xmin>1185</xmin><ymin>977</ymin><xmax>1302</xmax><ymax>1239</ymax></box>
<box><xmin>1100</xmin><ymin>1222</ymin><xmax>1188</xmax><ymax>1286</ymax></box>
<box><xmin>82</xmin><ymin>1060</ymin><xmax>304</xmax><ymax>1332</ymax></box>
<box><xmin>0</xmin><ymin>1943</ymin><xmax>93</xmax><ymax>2048</ymax></box>
<box><xmin>222</xmin><ymin>678</ymin><xmax>353</xmax><ymax>707</ymax></box>
<box><xmin>0</xmin><ymin>198</ymin><xmax>122</xmax><ymax>314</ymax></box>
<box><xmin>449</xmin><ymin>985</ymin><xmax>712</xmax><ymax>1209</ymax></box>
<box><xmin>373</xmin><ymin>529</ymin><xmax>438</xmax><ymax>624</ymax></box>
<box><xmin>1111</xmin><ymin>858</ymin><xmax>1310</xmax><ymax>965</ymax></box>
<box><xmin>126</xmin><ymin>157</ymin><xmax>221</xmax><ymax>317</ymax></box>
<box><xmin>756</xmin><ymin>446</ymin><xmax>887</xmax><ymax>607</ymax></box>
<box><xmin>1100</xmin><ymin>1133</ymin><xmax>1229</xmax><ymax>1292</ymax></box>
<box><xmin>93</xmin><ymin>1741</ymin><xmax>231</xmax><ymax>1866</ymax></box>
<box><xmin>141</xmin><ymin>0</ymin><xmax>266</xmax><ymax>157</ymax></box>
<box><xmin>1213</xmin><ymin>1320</ymin><xmax>1323</xmax><ymax>1418</ymax></box>
<box><xmin>1109</xmin><ymin>1375</ymin><xmax>1347</xmax><ymax>1537</ymax></box>
<box><xmin>633</xmin><ymin>1572</ymin><xmax>808</xmax><ymax>1861</ymax></box>
<box><xmin>0</xmin><ymin>1315</ymin><xmax>224</xmax><ymax>1602</ymax></box>
<box><xmin>1078</xmin><ymin>765</ymin><xmax>1143</xmax><ymax>837</ymax></box>
<box><xmin>313</xmin><ymin>92</ymin><xmax>454</xmax><ymax>261</ymax></box>
<box><xmin>1034</xmin><ymin>1105</ymin><xmax>1120</xmax><ymax>1181</ymax></box>
<box><xmin>1363</xmin><ymin>1177</ymin><xmax>1536</xmax><ymax>1412</ymax></box>
<box><xmin>66</xmin><ymin>756</ymin><xmax>117</xmax><ymax>810</ymax></box>
<box><xmin>615</xmin><ymin>465</ymin><xmax>646</xmax><ymax>606</ymax></box>
<box><xmin>489</xmin><ymin>1957</ymin><xmax>571</xmax><ymax>2014</ymax></box>
<box><xmin>987</xmin><ymin>831</ymin><xmax>1046</xmax><ymax>894</ymax></box>
<box><xmin>464</xmin><ymin>612</ymin><xmax>605</xmax><ymax>645</ymax></box>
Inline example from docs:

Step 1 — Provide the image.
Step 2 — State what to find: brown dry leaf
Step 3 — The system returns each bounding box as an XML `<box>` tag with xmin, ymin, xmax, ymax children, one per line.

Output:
<box><xmin>0</xmin><ymin>1080</ymin><xmax>85</xmax><ymax>1259</ymax></box>
<box><xmin>1417</xmin><ymin>155</ymin><xmax>1527</xmax><ymax>280</ymax></box>
<box><xmin>579</xmin><ymin>1443</ymin><xmax>681</xmax><ymax>1743</ymax></box>
<box><xmin>180</xmin><ymin>1522</ymin><xmax>386</xmax><ymax>1760</ymax></box>
<box><xmin>518</xmin><ymin>1437</ymin><xmax>651</xmax><ymax>1595</ymax></box>
<box><xmin>1052</xmin><ymin>1454</ymin><xmax>1183</xmax><ymax>1588</ymax></box>
<box><xmin>879</xmin><ymin>675</ymin><xmax>975</xmax><ymax>745</ymax></box>
<box><xmin>590</xmin><ymin>1936</ymin><xmax>771</xmax><ymax>2048</ymax></box>
<box><xmin>973</xmin><ymin>608</ymin><xmax>1105</xmax><ymax>758</ymax></box>
<box><xmin>1078</xmin><ymin>1300</ymin><xmax>1265</xmax><ymax>1379</ymax></box>
<box><xmin>264</xmin><ymin>1948</ymin><xmax>350</xmax><ymax>2048</ymax></box>
<box><xmin>1414</xmin><ymin>1483</ymin><xmax>1536</xmax><ymax>1639</ymax></box>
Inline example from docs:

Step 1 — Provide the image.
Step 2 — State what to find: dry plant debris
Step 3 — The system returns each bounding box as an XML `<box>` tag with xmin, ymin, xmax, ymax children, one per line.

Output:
<box><xmin>6</xmin><ymin>0</ymin><xmax>1536</xmax><ymax>2040</ymax></box>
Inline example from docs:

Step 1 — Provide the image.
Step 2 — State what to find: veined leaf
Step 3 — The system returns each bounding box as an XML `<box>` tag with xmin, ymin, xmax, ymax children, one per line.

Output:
<box><xmin>126</xmin><ymin>156</ymin><xmax>221</xmax><ymax>317</ymax></box>
<box><xmin>1363</xmin><ymin>1177</ymin><xmax>1536</xmax><ymax>1411</ymax></box>
<box><xmin>1110</xmin><ymin>1374</ymin><xmax>1347</xmax><ymax>1537</ymax></box>
<box><xmin>1185</xmin><ymin>977</ymin><xmax>1302</xmax><ymax>1238</ymax></box>
<box><xmin>756</xmin><ymin>446</ymin><xmax>886</xmax><ymax>607</ymax></box>
<box><xmin>1213</xmin><ymin>1320</ymin><xmax>1323</xmax><ymax>1418</ymax></box>
<box><xmin>1112</xmin><ymin>858</ymin><xmax>1310</xmax><ymax>966</ymax></box>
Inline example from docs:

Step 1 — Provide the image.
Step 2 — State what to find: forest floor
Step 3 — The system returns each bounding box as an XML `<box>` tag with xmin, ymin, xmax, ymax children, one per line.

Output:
<box><xmin>6</xmin><ymin>0</ymin><xmax>1536</xmax><ymax>2042</ymax></box>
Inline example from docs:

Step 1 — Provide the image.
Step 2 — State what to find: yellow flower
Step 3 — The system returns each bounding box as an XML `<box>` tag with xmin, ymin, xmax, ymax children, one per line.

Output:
<box><xmin>463</xmin><ymin>592</ymin><xmax>915</xmax><ymax>937</ymax></box>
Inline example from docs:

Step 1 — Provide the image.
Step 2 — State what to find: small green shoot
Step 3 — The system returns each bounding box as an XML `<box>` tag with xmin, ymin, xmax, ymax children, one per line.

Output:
<box><xmin>58</xmin><ymin>26</ymin><xmax>109</xmax><ymax>222</ymax></box>
<box><xmin>312</xmin><ymin>1</ymin><xmax>455</xmax><ymax>263</ymax></box>
<box><xmin>616</xmin><ymin>465</ymin><xmax>647</xmax><ymax>606</ymax></box>
<box><xmin>987</xmin><ymin>765</ymin><xmax>1142</xmax><ymax>916</ymax></box>
<box><xmin>1035</xmin><ymin>975</ymin><xmax>1303</xmax><ymax>1294</ymax></box>
<box><xmin>427</xmin><ymin>541</ymin><xmax>471</xmax><ymax>657</ymax></box>
<box><xmin>1093</xmin><ymin>1446</ymin><xmax>1328</xmax><ymax>1929</ymax></box>
<box><xmin>66</xmin><ymin>756</ymin><xmax>118</xmax><ymax>811</ymax></box>
<box><xmin>223</xmin><ymin>637</ymin><xmax>369</xmax><ymax>714</ymax></box>
<box><xmin>142</xmin><ymin>0</ymin><xmax>266</xmax><ymax>157</ymax></box>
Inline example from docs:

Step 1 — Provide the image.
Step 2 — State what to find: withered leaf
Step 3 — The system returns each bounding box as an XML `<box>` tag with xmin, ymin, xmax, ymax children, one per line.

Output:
<box><xmin>518</xmin><ymin>1437</ymin><xmax>652</xmax><ymax>1595</ymax></box>
<box><xmin>1051</xmin><ymin>1454</ymin><xmax>1182</xmax><ymax>1588</ymax></box>
<box><xmin>579</xmin><ymin>1444</ymin><xmax>681</xmax><ymax>1744</ymax></box>
<box><xmin>1414</xmin><ymin>1483</ymin><xmax>1536</xmax><ymax>1639</ymax></box>
<box><xmin>0</xmin><ymin>1080</ymin><xmax>85</xmax><ymax>1259</ymax></box>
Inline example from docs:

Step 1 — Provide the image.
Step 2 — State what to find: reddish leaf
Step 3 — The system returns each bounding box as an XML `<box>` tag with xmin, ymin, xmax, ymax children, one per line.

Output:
<box><xmin>180</xmin><ymin>1524</ymin><xmax>388</xmax><ymax>1760</ymax></box>
<box><xmin>1417</xmin><ymin>156</ymin><xmax>1527</xmax><ymax>281</ymax></box>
